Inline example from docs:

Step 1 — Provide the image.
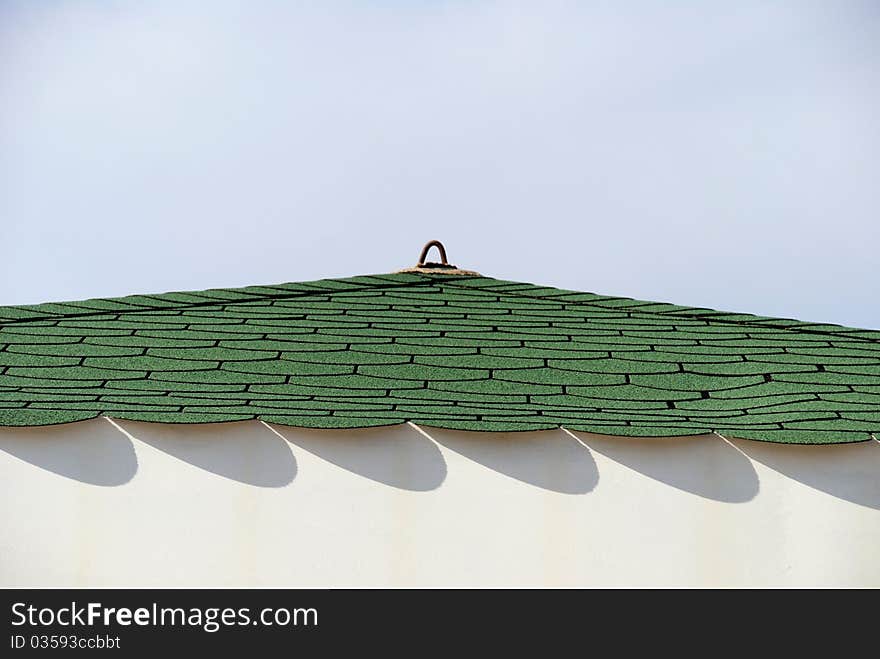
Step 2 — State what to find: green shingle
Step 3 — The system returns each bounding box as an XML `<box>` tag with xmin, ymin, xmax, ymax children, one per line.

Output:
<box><xmin>262</xmin><ymin>415</ymin><xmax>404</xmax><ymax>429</ymax></box>
<box><xmin>221</xmin><ymin>360</ymin><xmax>352</xmax><ymax>376</ymax></box>
<box><xmin>494</xmin><ymin>368</ymin><xmax>625</xmax><ymax>386</ymax></box>
<box><xmin>548</xmin><ymin>358</ymin><xmax>679</xmax><ymax>374</ymax></box>
<box><xmin>630</xmin><ymin>373</ymin><xmax>765</xmax><ymax>392</ymax></box>
<box><xmin>0</xmin><ymin>409</ymin><xmax>99</xmax><ymax>426</ymax></box>
<box><xmin>430</xmin><ymin>380</ymin><xmax>564</xmax><ymax>396</ymax></box>
<box><xmin>82</xmin><ymin>355</ymin><xmax>218</xmax><ymax>371</ymax></box>
<box><xmin>1</xmin><ymin>270</ymin><xmax>878</xmax><ymax>443</ymax></box>
<box><xmin>283</xmin><ymin>350</ymin><xmax>409</xmax><ymax>365</ymax></box>
<box><xmin>0</xmin><ymin>352</ymin><xmax>82</xmax><ymax>367</ymax></box>
<box><xmin>8</xmin><ymin>342</ymin><xmax>145</xmax><ymax>357</ymax></box>
<box><xmin>413</xmin><ymin>354</ymin><xmax>544</xmax><ymax>369</ymax></box>
<box><xmin>146</xmin><ymin>347</ymin><xmax>277</xmax><ymax>361</ymax></box>
<box><xmin>5</xmin><ymin>365</ymin><xmax>148</xmax><ymax>381</ymax></box>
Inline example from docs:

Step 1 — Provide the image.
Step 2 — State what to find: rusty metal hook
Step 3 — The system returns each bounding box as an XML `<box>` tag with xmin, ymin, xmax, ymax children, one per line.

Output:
<box><xmin>398</xmin><ymin>239</ymin><xmax>476</xmax><ymax>274</ymax></box>
<box><xmin>417</xmin><ymin>240</ymin><xmax>449</xmax><ymax>267</ymax></box>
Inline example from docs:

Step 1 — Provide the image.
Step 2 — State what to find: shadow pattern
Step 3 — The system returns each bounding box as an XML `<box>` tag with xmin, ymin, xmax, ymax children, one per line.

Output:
<box><xmin>424</xmin><ymin>426</ymin><xmax>598</xmax><ymax>494</ymax></box>
<box><xmin>118</xmin><ymin>419</ymin><xmax>296</xmax><ymax>487</ymax></box>
<box><xmin>272</xmin><ymin>423</ymin><xmax>447</xmax><ymax>492</ymax></box>
<box><xmin>573</xmin><ymin>431</ymin><xmax>759</xmax><ymax>503</ymax></box>
<box><xmin>0</xmin><ymin>417</ymin><xmax>137</xmax><ymax>486</ymax></box>
<box><xmin>732</xmin><ymin>436</ymin><xmax>880</xmax><ymax>510</ymax></box>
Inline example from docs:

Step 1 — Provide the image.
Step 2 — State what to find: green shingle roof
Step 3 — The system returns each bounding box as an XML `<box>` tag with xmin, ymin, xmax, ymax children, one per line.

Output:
<box><xmin>1</xmin><ymin>271</ymin><xmax>879</xmax><ymax>444</ymax></box>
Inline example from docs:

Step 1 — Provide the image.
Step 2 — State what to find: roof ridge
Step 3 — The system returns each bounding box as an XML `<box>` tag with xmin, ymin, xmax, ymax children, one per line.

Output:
<box><xmin>438</xmin><ymin>280</ymin><xmax>880</xmax><ymax>345</ymax></box>
<box><xmin>0</xmin><ymin>273</ymin><xmax>488</xmax><ymax>326</ymax></box>
<box><xmin>2</xmin><ymin>271</ymin><xmax>876</xmax><ymax>343</ymax></box>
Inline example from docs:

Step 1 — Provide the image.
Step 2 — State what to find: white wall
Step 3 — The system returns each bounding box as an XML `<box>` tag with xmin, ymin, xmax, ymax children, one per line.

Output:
<box><xmin>1</xmin><ymin>419</ymin><xmax>878</xmax><ymax>587</ymax></box>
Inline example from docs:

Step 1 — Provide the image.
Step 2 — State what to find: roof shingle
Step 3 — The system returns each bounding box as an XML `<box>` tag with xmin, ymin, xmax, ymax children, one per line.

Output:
<box><xmin>1</xmin><ymin>271</ymin><xmax>878</xmax><ymax>443</ymax></box>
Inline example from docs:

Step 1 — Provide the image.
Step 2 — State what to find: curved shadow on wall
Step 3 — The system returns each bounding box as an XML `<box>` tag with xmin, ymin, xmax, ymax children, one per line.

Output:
<box><xmin>573</xmin><ymin>432</ymin><xmax>759</xmax><ymax>503</ymax></box>
<box><xmin>732</xmin><ymin>437</ymin><xmax>880</xmax><ymax>510</ymax></box>
<box><xmin>118</xmin><ymin>420</ymin><xmax>296</xmax><ymax>488</ymax></box>
<box><xmin>0</xmin><ymin>418</ymin><xmax>138</xmax><ymax>486</ymax></box>
<box><xmin>271</xmin><ymin>423</ymin><xmax>447</xmax><ymax>492</ymax></box>
<box><xmin>423</xmin><ymin>427</ymin><xmax>598</xmax><ymax>495</ymax></box>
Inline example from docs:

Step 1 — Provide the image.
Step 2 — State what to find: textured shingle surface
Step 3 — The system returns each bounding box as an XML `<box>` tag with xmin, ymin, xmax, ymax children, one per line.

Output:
<box><xmin>1</xmin><ymin>271</ymin><xmax>879</xmax><ymax>443</ymax></box>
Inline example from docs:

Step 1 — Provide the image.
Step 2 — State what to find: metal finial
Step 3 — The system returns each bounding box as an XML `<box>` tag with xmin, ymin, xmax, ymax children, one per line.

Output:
<box><xmin>396</xmin><ymin>240</ymin><xmax>479</xmax><ymax>275</ymax></box>
<box><xmin>417</xmin><ymin>240</ymin><xmax>450</xmax><ymax>267</ymax></box>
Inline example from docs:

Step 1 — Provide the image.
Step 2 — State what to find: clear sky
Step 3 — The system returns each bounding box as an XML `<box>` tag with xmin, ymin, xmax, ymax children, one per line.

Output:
<box><xmin>1</xmin><ymin>1</ymin><xmax>878</xmax><ymax>328</ymax></box>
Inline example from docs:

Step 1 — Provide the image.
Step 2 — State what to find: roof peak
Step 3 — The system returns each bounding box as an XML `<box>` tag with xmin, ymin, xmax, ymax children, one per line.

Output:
<box><xmin>397</xmin><ymin>240</ymin><xmax>481</xmax><ymax>276</ymax></box>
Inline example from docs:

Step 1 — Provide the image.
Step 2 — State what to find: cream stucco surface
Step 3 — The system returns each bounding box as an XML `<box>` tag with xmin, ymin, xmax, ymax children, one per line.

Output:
<box><xmin>1</xmin><ymin>418</ymin><xmax>878</xmax><ymax>587</ymax></box>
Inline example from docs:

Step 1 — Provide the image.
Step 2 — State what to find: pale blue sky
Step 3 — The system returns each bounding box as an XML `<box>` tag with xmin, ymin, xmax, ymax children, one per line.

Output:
<box><xmin>1</xmin><ymin>1</ymin><xmax>878</xmax><ymax>328</ymax></box>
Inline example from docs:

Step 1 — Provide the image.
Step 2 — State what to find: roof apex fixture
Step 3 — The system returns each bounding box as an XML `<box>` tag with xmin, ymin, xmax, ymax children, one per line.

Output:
<box><xmin>397</xmin><ymin>240</ymin><xmax>480</xmax><ymax>276</ymax></box>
